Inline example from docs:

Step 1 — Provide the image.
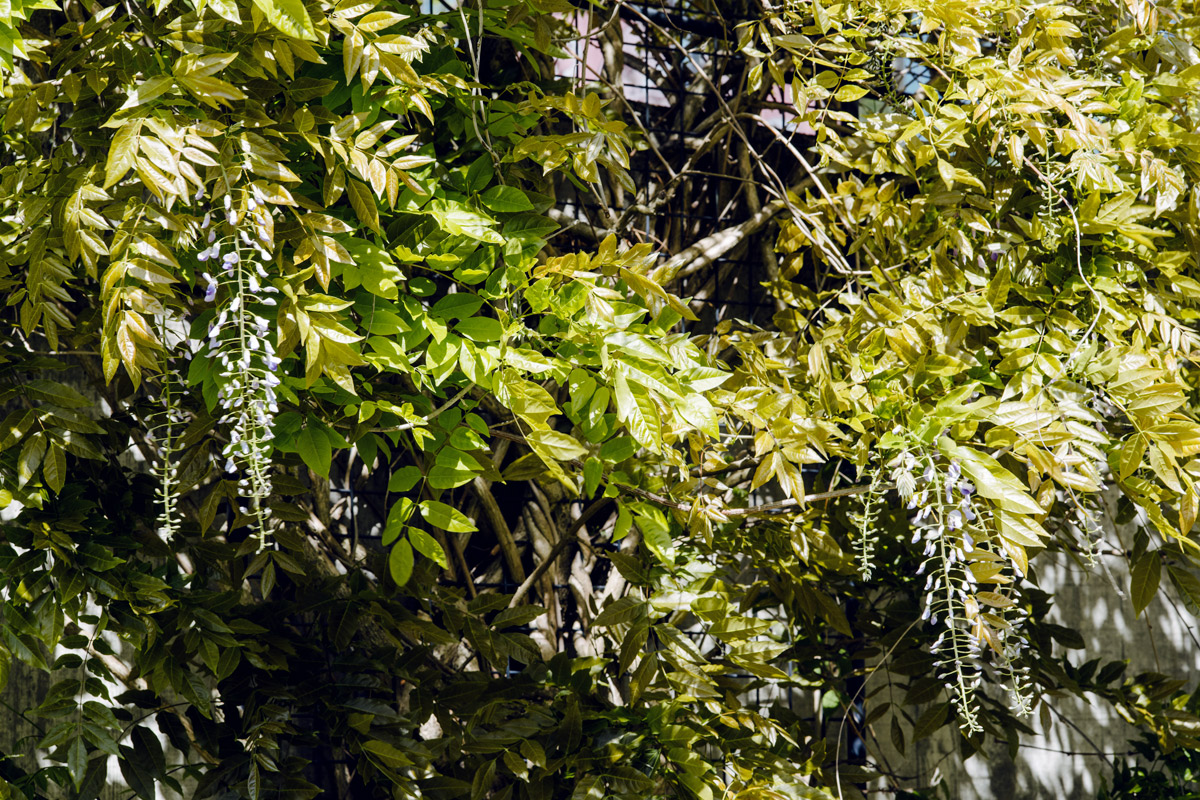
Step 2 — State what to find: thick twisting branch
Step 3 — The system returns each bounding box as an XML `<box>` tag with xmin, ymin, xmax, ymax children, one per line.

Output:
<box><xmin>509</xmin><ymin>497</ymin><xmax>612</xmax><ymax>608</ymax></box>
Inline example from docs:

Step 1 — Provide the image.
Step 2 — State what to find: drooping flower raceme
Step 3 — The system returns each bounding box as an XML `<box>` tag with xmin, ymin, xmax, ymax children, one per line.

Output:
<box><xmin>906</xmin><ymin>451</ymin><xmax>1034</xmax><ymax>731</ymax></box>
<box><xmin>200</xmin><ymin>188</ymin><xmax>281</xmax><ymax>550</ymax></box>
<box><xmin>153</xmin><ymin>345</ymin><xmax>186</xmax><ymax>540</ymax></box>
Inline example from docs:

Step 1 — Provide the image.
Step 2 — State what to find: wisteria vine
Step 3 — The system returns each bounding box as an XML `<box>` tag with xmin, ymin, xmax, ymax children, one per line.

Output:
<box><xmin>199</xmin><ymin>186</ymin><xmax>282</xmax><ymax>551</ymax></box>
<box><xmin>151</xmin><ymin>340</ymin><xmax>185</xmax><ymax>540</ymax></box>
<box><xmin>856</xmin><ymin>446</ymin><xmax>1036</xmax><ymax>731</ymax></box>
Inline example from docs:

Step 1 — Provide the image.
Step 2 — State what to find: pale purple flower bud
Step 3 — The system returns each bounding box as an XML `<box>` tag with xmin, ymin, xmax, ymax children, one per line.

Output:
<box><xmin>203</xmin><ymin>273</ymin><xmax>218</xmax><ymax>302</ymax></box>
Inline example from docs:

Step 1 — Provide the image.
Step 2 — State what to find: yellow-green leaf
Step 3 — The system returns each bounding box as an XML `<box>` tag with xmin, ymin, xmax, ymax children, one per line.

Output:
<box><xmin>1131</xmin><ymin>550</ymin><xmax>1161</xmax><ymax>616</ymax></box>
<box><xmin>104</xmin><ymin>120</ymin><xmax>141</xmax><ymax>188</ymax></box>
<box><xmin>419</xmin><ymin>500</ymin><xmax>476</xmax><ymax>533</ymax></box>
<box><xmin>250</xmin><ymin>0</ymin><xmax>316</xmax><ymax>40</ymax></box>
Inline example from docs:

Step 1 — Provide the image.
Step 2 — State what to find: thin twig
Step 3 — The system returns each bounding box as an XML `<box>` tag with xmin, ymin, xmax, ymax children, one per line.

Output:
<box><xmin>372</xmin><ymin>384</ymin><xmax>473</xmax><ymax>433</ymax></box>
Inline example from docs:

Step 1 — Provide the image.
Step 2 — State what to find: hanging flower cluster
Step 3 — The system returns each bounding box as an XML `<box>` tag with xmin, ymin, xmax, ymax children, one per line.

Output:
<box><xmin>152</xmin><ymin>353</ymin><xmax>186</xmax><ymax>540</ymax></box>
<box><xmin>852</xmin><ymin>462</ymin><xmax>886</xmax><ymax>580</ymax></box>
<box><xmin>904</xmin><ymin>451</ymin><xmax>1034</xmax><ymax>731</ymax></box>
<box><xmin>199</xmin><ymin>187</ymin><xmax>281</xmax><ymax>550</ymax></box>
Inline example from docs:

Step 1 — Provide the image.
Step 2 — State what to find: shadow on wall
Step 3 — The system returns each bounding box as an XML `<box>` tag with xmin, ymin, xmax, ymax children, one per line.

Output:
<box><xmin>1</xmin><ymin>666</ymin><xmax>51</xmax><ymax>777</ymax></box>
<box><xmin>885</xmin><ymin>508</ymin><xmax>1200</xmax><ymax>800</ymax></box>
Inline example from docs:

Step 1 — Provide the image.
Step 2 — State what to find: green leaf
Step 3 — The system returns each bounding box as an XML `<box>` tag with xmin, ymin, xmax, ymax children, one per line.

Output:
<box><xmin>492</xmin><ymin>605</ymin><xmax>546</xmax><ymax>629</ymax></box>
<box><xmin>433</xmin><ymin>201</ymin><xmax>503</xmax><ymax>244</ymax></box>
<box><xmin>362</xmin><ymin>739</ymin><xmax>414</xmax><ymax>768</ymax></box>
<box><xmin>105</xmin><ymin>120</ymin><xmax>141</xmax><ymax>188</ymax></box>
<box><xmin>25</xmin><ymin>379</ymin><xmax>91</xmax><ymax>408</ymax></box>
<box><xmin>43</xmin><ymin>443</ymin><xmax>65</xmax><ymax>494</ymax></box>
<box><xmin>388</xmin><ymin>465</ymin><xmax>423</xmax><ymax>493</ymax></box>
<box><xmin>599</xmin><ymin>436</ymin><xmax>637</xmax><ymax>463</ymax></box>
<box><xmin>248</xmin><ymin>759</ymin><xmax>260</xmax><ymax>800</ymax></box>
<box><xmin>1167</xmin><ymin>565</ymin><xmax>1200</xmax><ymax>615</ymax></box>
<box><xmin>939</xmin><ymin>439</ymin><xmax>1042</xmax><ymax>515</ymax></box>
<box><xmin>471</xmin><ymin>759</ymin><xmax>496</xmax><ymax>800</ymax></box>
<box><xmin>250</xmin><ymin>0</ymin><xmax>316</xmax><ymax>39</ymax></box>
<box><xmin>1118</xmin><ymin>435</ymin><xmax>1147</xmax><ymax>481</ymax></box>
<box><xmin>455</xmin><ymin>317</ymin><xmax>503</xmax><ymax>342</ymax></box>
<box><xmin>525</xmin><ymin>429</ymin><xmax>588</xmax><ymax>462</ymax></box>
<box><xmin>637</xmin><ymin>509</ymin><xmax>673</xmax><ymax>563</ymax></box>
<box><xmin>834</xmin><ymin>84</ymin><xmax>869</xmax><ymax>102</ymax></box>
<box><xmin>389</xmin><ymin>540</ymin><xmax>414</xmax><ymax>586</ymax></box>
<box><xmin>569</xmin><ymin>774</ymin><xmax>603</xmax><ymax>800</ymax></box>
<box><xmin>420</xmin><ymin>500</ymin><xmax>476</xmax><ymax>533</ymax></box>
<box><xmin>677</xmin><ymin>771</ymin><xmax>713</xmax><ymax>800</ymax></box>
<box><xmin>465</xmin><ymin>155</ymin><xmax>494</xmax><ymax>193</ymax></box>
<box><xmin>207</xmin><ymin>0</ymin><xmax>241</xmax><ymax>23</ymax></box>
<box><xmin>613</xmin><ymin>503</ymin><xmax>632</xmax><ymax>542</ymax></box>
<box><xmin>594</xmin><ymin>596</ymin><xmax>644</xmax><ymax>627</ymax></box>
<box><xmin>297</xmin><ymin>424</ymin><xmax>333</xmax><ymax>478</ymax></box>
<box><xmin>912</xmin><ymin>702</ymin><xmax>950</xmax><ymax>741</ymax></box>
<box><xmin>613</xmin><ymin>371</ymin><xmax>661</xmax><ymax>453</ymax></box>
<box><xmin>428</xmin><ymin>463</ymin><xmax>477</xmax><ymax>490</ymax></box>
<box><xmin>450</xmin><ymin>426</ymin><xmax>488</xmax><ymax>451</ymax></box>
<box><xmin>18</xmin><ymin>432</ymin><xmax>47</xmax><ymax>488</ymax></box>
<box><xmin>1131</xmin><ymin>550</ymin><xmax>1161</xmax><ymax>616</ymax></box>
<box><xmin>431</xmin><ymin>293</ymin><xmax>485</xmax><ymax>320</ymax></box>
<box><xmin>480</xmin><ymin>185</ymin><xmax>534</xmax><ymax>212</ymax></box>
<box><xmin>347</xmin><ymin>178</ymin><xmax>380</xmax><ymax>233</ymax></box>
<box><xmin>118</xmin><ymin>744</ymin><xmax>156</xmax><ymax>800</ymax></box>
<box><xmin>68</xmin><ymin>737</ymin><xmax>87</xmax><ymax>790</ymax></box>
<box><xmin>891</xmin><ymin>716</ymin><xmax>906</xmax><ymax>756</ymax></box>
<box><xmin>408</xmin><ymin>527</ymin><xmax>447</xmax><ymax>568</ymax></box>
<box><xmin>583</xmin><ymin>456</ymin><xmax>602</xmax><ymax>496</ymax></box>
<box><xmin>130</xmin><ymin>725</ymin><xmax>165</xmax><ymax>777</ymax></box>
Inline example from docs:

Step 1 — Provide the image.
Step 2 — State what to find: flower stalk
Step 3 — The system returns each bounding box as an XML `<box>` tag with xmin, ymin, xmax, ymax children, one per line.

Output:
<box><xmin>200</xmin><ymin>188</ymin><xmax>281</xmax><ymax>551</ymax></box>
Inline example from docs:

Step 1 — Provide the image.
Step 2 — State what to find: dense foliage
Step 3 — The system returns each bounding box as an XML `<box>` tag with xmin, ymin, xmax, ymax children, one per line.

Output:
<box><xmin>2</xmin><ymin>0</ymin><xmax>1200</xmax><ymax>797</ymax></box>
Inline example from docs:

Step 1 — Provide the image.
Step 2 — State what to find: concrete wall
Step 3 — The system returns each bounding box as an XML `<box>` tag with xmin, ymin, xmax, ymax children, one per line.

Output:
<box><xmin>879</xmin><ymin>514</ymin><xmax>1200</xmax><ymax>799</ymax></box>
